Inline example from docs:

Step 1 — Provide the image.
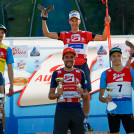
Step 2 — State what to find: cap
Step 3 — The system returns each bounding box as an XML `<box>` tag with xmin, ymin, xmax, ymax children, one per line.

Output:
<box><xmin>0</xmin><ymin>24</ymin><xmax>7</xmax><ymax>33</ymax></box>
<box><xmin>110</xmin><ymin>47</ymin><xmax>122</xmax><ymax>56</ymax></box>
<box><xmin>63</xmin><ymin>47</ymin><xmax>76</xmax><ymax>56</ymax></box>
<box><xmin>69</xmin><ymin>10</ymin><xmax>80</xmax><ymax>20</ymax></box>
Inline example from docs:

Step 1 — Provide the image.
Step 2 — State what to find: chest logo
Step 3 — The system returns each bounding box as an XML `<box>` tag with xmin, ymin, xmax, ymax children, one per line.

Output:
<box><xmin>71</xmin><ymin>34</ymin><xmax>80</xmax><ymax>41</ymax></box>
<box><xmin>113</xmin><ymin>73</ymin><xmax>125</xmax><ymax>81</ymax></box>
<box><xmin>64</xmin><ymin>74</ymin><xmax>74</xmax><ymax>83</ymax></box>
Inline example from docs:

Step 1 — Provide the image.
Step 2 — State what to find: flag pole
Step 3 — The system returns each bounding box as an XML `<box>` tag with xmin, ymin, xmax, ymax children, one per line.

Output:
<box><xmin>101</xmin><ymin>0</ymin><xmax>111</xmax><ymax>67</ymax></box>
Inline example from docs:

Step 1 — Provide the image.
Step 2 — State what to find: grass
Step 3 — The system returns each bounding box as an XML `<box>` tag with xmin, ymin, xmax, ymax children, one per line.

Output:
<box><xmin>3</xmin><ymin>0</ymin><xmax>34</xmax><ymax>37</ymax></box>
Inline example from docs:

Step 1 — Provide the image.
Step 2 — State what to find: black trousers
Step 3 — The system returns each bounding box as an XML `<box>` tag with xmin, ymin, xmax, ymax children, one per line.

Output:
<box><xmin>53</xmin><ymin>109</ymin><xmax>85</xmax><ymax>134</ymax></box>
<box><xmin>0</xmin><ymin>119</ymin><xmax>3</xmax><ymax>134</ymax></box>
<box><xmin>107</xmin><ymin>113</ymin><xmax>134</xmax><ymax>133</ymax></box>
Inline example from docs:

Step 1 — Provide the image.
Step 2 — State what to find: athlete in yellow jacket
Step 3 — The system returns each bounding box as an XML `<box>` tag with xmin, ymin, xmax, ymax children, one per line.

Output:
<box><xmin>0</xmin><ymin>24</ymin><xmax>14</xmax><ymax>133</ymax></box>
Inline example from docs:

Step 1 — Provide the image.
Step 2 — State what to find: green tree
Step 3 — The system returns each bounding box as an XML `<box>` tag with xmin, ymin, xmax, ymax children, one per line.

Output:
<box><xmin>79</xmin><ymin>0</ymin><xmax>134</xmax><ymax>35</ymax></box>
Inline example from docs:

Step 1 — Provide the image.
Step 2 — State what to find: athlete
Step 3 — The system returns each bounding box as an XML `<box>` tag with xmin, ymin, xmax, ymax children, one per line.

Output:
<box><xmin>99</xmin><ymin>47</ymin><xmax>134</xmax><ymax>134</ymax></box>
<box><xmin>41</xmin><ymin>9</ymin><xmax>111</xmax><ymax>131</ymax></box>
<box><xmin>49</xmin><ymin>47</ymin><xmax>89</xmax><ymax>134</ymax></box>
<box><xmin>0</xmin><ymin>24</ymin><xmax>14</xmax><ymax>133</ymax></box>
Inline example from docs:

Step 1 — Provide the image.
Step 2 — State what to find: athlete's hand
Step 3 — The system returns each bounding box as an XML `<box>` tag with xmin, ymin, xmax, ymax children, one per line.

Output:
<box><xmin>105</xmin><ymin>15</ymin><xmax>111</xmax><ymax>24</ymax></box>
<box><xmin>41</xmin><ymin>10</ymin><xmax>48</xmax><ymax>16</ymax></box>
<box><xmin>82</xmin><ymin>91</ymin><xmax>89</xmax><ymax>99</ymax></box>
<box><xmin>105</xmin><ymin>96</ymin><xmax>112</xmax><ymax>103</ymax></box>
<box><xmin>8</xmin><ymin>87</ymin><xmax>14</xmax><ymax>97</ymax></box>
<box><xmin>77</xmin><ymin>87</ymin><xmax>83</xmax><ymax>96</ymax></box>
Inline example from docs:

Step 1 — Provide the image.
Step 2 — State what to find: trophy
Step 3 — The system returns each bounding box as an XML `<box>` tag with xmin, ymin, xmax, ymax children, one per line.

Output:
<box><xmin>0</xmin><ymin>93</ymin><xmax>4</xmax><ymax>119</ymax></box>
<box><xmin>38</xmin><ymin>4</ymin><xmax>54</xmax><ymax>20</ymax></box>
<box><xmin>106</xmin><ymin>87</ymin><xmax>117</xmax><ymax>111</ymax></box>
<box><xmin>56</xmin><ymin>78</ymin><xmax>65</xmax><ymax>102</ymax></box>
<box><xmin>75</xmin><ymin>84</ymin><xmax>81</xmax><ymax>98</ymax></box>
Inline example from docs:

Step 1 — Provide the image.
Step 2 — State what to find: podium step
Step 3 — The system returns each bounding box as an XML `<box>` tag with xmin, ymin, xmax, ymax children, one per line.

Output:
<box><xmin>36</xmin><ymin>131</ymin><xmax>110</xmax><ymax>134</ymax></box>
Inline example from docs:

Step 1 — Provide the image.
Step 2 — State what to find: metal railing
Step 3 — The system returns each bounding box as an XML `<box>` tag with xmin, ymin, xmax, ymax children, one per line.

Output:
<box><xmin>29</xmin><ymin>0</ymin><xmax>37</xmax><ymax>37</ymax></box>
<box><xmin>75</xmin><ymin>0</ymin><xmax>87</xmax><ymax>31</ymax></box>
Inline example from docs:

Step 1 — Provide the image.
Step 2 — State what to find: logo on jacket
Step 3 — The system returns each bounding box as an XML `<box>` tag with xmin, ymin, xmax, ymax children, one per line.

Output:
<box><xmin>71</xmin><ymin>34</ymin><xmax>80</xmax><ymax>41</ymax></box>
<box><xmin>0</xmin><ymin>51</ymin><xmax>6</xmax><ymax>59</ymax></box>
<box><xmin>64</xmin><ymin>74</ymin><xmax>74</xmax><ymax>83</ymax></box>
<box><xmin>113</xmin><ymin>73</ymin><xmax>125</xmax><ymax>81</ymax></box>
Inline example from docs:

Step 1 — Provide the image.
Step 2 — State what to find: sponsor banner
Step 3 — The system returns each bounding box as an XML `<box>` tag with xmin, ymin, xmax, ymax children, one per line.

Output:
<box><xmin>68</xmin><ymin>43</ymin><xmax>84</xmax><ymax>49</ymax></box>
<box><xmin>13</xmin><ymin>77</ymin><xmax>28</xmax><ymax>86</ymax></box>
<box><xmin>30</xmin><ymin>46</ymin><xmax>40</xmax><ymax>57</ymax></box>
<box><xmin>3</xmin><ymin>37</ymin><xmax>134</xmax><ymax>107</ymax></box>
<box><xmin>5</xmin><ymin>69</ymin><xmax>31</xmax><ymax>93</ymax></box>
<box><xmin>18</xmin><ymin>53</ymin><xmax>64</xmax><ymax>106</ymax></box>
<box><xmin>34</xmin><ymin>58</ymin><xmax>41</xmax><ymax>70</ymax></box>
<box><xmin>2</xmin><ymin>36</ymin><xmax>134</xmax><ymax>134</ymax></box>
<box><xmin>97</xmin><ymin>44</ymin><xmax>109</xmax><ymax>69</ymax></box>
<box><xmin>15</xmin><ymin>59</ymin><xmax>27</xmax><ymax>71</ymax></box>
<box><xmin>97</xmin><ymin>56</ymin><xmax>105</xmax><ymax>69</ymax></box>
<box><xmin>17</xmin><ymin>48</ymin><xmax>98</xmax><ymax>106</ymax></box>
<box><xmin>12</xmin><ymin>45</ymin><xmax>28</xmax><ymax>58</ymax></box>
<box><xmin>97</xmin><ymin>44</ymin><xmax>108</xmax><ymax>55</ymax></box>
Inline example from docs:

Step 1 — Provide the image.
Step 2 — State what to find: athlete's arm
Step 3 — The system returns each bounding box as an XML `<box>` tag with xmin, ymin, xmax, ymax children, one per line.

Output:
<box><xmin>82</xmin><ymin>88</ymin><xmax>89</xmax><ymax>116</ymax></box>
<box><xmin>99</xmin><ymin>88</ymin><xmax>107</xmax><ymax>103</ymax></box>
<box><xmin>94</xmin><ymin>15</ymin><xmax>111</xmax><ymax>41</ymax></box>
<box><xmin>48</xmin><ymin>87</ymin><xmax>62</xmax><ymax>100</ymax></box>
<box><xmin>42</xmin><ymin>20</ymin><xmax>59</xmax><ymax>39</ymax></box>
<box><xmin>99</xmin><ymin>70</ymin><xmax>112</xmax><ymax>103</ymax></box>
<box><xmin>7</xmin><ymin>64</ymin><xmax>14</xmax><ymax>96</ymax></box>
<box><xmin>82</xmin><ymin>89</ymin><xmax>89</xmax><ymax>99</ymax></box>
<box><xmin>49</xmin><ymin>71</ymin><xmax>63</xmax><ymax>99</ymax></box>
<box><xmin>41</xmin><ymin>10</ymin><xmax>59</xmax><ymax>39</ymax></box>
<box><xmin>99</xmin><ymin>88</ymin><xmax>112</xmax><ymax>103</ymax></box>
